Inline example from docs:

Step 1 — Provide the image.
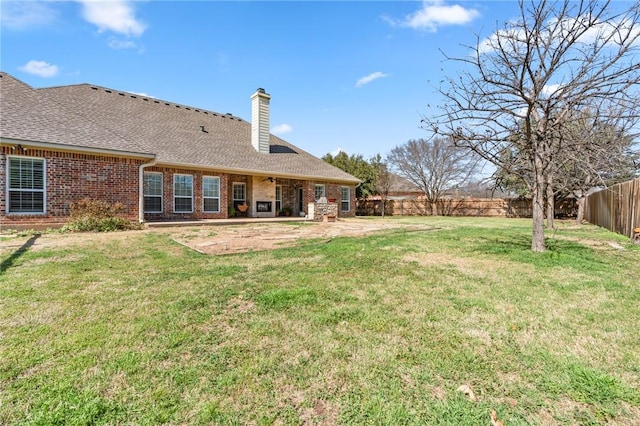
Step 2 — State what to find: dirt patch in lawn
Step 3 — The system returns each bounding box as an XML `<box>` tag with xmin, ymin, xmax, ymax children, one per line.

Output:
<box><xmin>162</xmin><ymin>219</ymin><xmax>439</xmax><ymax>255</ymax></box>
<box><xmin>0</xmin><ymin>219</ymin><xmax>439</xmax><ymax>256</ymax></box>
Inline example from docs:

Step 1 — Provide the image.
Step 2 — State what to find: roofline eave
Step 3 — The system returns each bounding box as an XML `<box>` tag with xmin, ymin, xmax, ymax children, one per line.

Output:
<box><xmin>0</xmin><ymin>138</ymin><xmax>156</xmax><ymax>159</ymax></box>
<box><xmin>156</xmin><ymin>160</ymin><xmax>361</xmax><ymax>185</ymax></box>
<box><xmin>0</xmin><ymin>138</ymin><xmax>360</xmax><ymax>184</ymax></box>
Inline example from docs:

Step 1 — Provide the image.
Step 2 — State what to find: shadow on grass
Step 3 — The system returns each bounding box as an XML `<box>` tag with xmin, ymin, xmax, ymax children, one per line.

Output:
<box><xmin>472</xmin><ymin>234</ymin><xmax>608</xmax><ymax>270</ymax></box>
<box><xmin>471</xmin><ymin>235</ymin><xmax>531</xmax><ymax>255</ymax></box>
<box><xmin>0</xmin><ymin>234</ymin><xmax>40</xmax><ymax>275</ymax></box>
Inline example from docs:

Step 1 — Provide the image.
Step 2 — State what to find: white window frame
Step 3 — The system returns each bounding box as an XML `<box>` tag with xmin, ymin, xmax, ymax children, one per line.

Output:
<box><xmin>232</xmin><ymin>182</ymin><xmax>246</xmax><ymax>206</ymax></box>
<box><xmin>6</xmin><ymin>156</ymin><xmax>46</xmax><ymax>214</ymax></box>
<box><xmin>314</xmin><ymin>184</ymin><xmax>326</xmax><ymax>201</ymax></box>
<box><xmin>341</xmin><ymin>186</ymin><xmax>351</xmax><ymax>212</ymax></box>
<box><xmin>275</xmin><ymin>185</ymin><xmax>282</xmax><ymax>212</ymax></box>
<box><xmin>203</xmin><ymin>176</ymin><xmax>220</xmax><ymax>213</ymax></box>
<box><xmin>143</xmin><ymin>172</ymin><xmax>163</xmax><ymax>213</ymax></box>
<box><xmin>173</xmin><ymin>174</ymin><xmax>194</xmax><ymax>213</ymax></box>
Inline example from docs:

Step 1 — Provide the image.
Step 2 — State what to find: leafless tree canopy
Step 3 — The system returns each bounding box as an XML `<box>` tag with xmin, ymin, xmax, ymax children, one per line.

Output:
<box><xmin>386</xmin><ymin>138</ymin><xmax>480</xmax><ymax>216</ymax></box>
<box><xmin>425</xmin><ymin>0</ymin><xmax>640</xmax><ymax>251</ymax></box>
<box><xmin>374</xmin><ymin>162</ymin><xmax>393</xmax><ymax>218</ymax></box>
<box><xmin>554</xmin><ymin>111</ymin><xmax>639</xmax><ymax>220</ymax></box>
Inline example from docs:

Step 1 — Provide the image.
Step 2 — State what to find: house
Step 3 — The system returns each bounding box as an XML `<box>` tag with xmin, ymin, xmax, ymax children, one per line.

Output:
<box><xmin>0</xmin><ymin>72</ymin><xmax>360</xmax><ymax>229</ymax></box>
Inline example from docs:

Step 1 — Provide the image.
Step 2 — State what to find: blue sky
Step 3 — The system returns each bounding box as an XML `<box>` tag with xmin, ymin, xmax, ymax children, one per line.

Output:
<box><xmin>1</xmin><ymin>1</ymin><xmax>521</xmax><ymax>159</ymax></box>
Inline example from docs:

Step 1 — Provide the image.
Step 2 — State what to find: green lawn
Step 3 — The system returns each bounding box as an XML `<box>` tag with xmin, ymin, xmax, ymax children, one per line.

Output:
<box><xmin>1</xmin><ymin>217</ymin><xmax>639</xmax><ymax>425</ymax></box>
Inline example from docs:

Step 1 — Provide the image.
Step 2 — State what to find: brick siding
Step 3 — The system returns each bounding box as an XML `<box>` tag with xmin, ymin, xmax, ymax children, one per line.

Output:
<box><xmin>143</xmin><ymin>166</ymin><xmax>230</xmax><ymax>221</ymax></box>
<box><xmin>1</xmin><ymin>147</ymin><xmax>357</xmax><ymax>230</ymax></box>
<box><xmin>300</xmin><ymin>180</ymin><xmax>356</xmax><ymax>218</ymax></box>
<box><xmin>1</xmin><ymin>147</ymin><xmax>143</xmax><ymax>229</ymax></box>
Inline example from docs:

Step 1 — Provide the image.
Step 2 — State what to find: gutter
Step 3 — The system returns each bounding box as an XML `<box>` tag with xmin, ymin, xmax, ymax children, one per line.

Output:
<box><xmin>0</xmin><ymin>138</ymin><xmax>155</xmax><ymax>159</ymax></box>
<box><xmin>138</xmin><ymin>157</ymin><xmax>158</xmax><ymax>224</ymax></box>
<box><xmin>155</xmin><ymin>161</ymin><xmax>361</xmax><ymax>185</ymax></box>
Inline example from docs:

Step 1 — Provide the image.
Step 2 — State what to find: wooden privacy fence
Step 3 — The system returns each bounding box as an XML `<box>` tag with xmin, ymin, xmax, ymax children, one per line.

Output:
<box><xmin>357</xmin><ymin>198</ymin><xmax>576</xmax><ymax>218</ymax></box>
<box><xmin>585</xmin><ymin>177</ymin><xmax>640</xmax><ymax>239</ymax></box>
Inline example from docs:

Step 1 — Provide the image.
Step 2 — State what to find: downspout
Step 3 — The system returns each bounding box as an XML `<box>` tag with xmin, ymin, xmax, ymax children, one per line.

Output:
<box><xmin>138</xmin><ymin>157</ymin><xmax>157</xmax><ymax>225</ymax></box>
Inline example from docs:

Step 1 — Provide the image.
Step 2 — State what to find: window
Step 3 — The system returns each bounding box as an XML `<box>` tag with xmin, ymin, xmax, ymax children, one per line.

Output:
<box><xmin>143</xmin><ymin>172</ymin><xmax>163</xmax><ymax>213</ymax></box>
<box><xmin>341</xmin><ymin>186</ymin><xmax>350</xmax><ymax>212</ymax></box>
<box><xmin>7</xmin><ymin>156</ymin><xmax>45</xmax><ymax>214</ymax></box>
<box><xmin>275</xmin><ymin>185</ymin><xmax>282</xmax><ymax>212</ymax></box>
<box><xmin>232</xmin><ymin>182</ymin><xmax>246</xmax><ymax>206</ymax></box>
<box><xmin>174</xmin><ymin>174</ymin><xmax>193</xmax><ymax>213</ymax></box>
<box><xmin>203</xmin><ymin>176</ymin><xmax>220</xmax><ymax>212</ymax></box>
<box><xmin>314</xmin><ymin>184</ymin><xmax>325</xmax><ymax>201</ymax></box>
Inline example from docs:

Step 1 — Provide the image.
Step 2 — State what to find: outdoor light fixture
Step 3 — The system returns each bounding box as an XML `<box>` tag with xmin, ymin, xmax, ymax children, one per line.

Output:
<box><xmin>11</xmin><ymin>144</ymin><xmax>27</xmax><ymax>152</ymax></box>
<box><xmin>262</xmin><ymin>177</ymin><xmax>275</xmax><ymax>183</ymax></box>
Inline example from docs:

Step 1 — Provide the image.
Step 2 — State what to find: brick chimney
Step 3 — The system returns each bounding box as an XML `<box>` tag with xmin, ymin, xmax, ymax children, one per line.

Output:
<box><xmin>251</xmin><ymin>88</ymin><xmax>271</xmax><ymax>154</ymax></box>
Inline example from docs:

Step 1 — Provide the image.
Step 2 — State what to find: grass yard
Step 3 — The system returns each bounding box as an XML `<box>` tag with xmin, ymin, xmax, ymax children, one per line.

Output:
<box><xmin>1</xmin><ymin>217</ymin><xmax>639</xmax><ymax>425</ymax></box>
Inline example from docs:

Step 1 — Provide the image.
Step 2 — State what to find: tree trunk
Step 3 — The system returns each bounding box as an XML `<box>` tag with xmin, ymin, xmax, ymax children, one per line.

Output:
<box><xmin>575</xmin><ymin>196</ymin><xmax>585</xmax><ymax>224</ymax></box>
<box><xmin>546</xmin><ymin>176</ymin><xmax>555</xmax><ymax>230</ymax></box>
<box><xmin>381</xmin><ymin>199</ymin><xmax>385</xmax><ymax>218</ymax></box>
<box><xmin>431</xmin><ymin>201</ymin><xmax>438</xmax><ymax>216</ymax></box>
<box><xmin>531</xmin><ymin>162</ymin><xmax>546</xmax><ymax>252</ymax></box>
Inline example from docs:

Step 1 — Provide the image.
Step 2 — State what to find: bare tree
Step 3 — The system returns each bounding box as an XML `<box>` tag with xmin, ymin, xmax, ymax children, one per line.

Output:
<box><xmin>386</xmin><ymin>138</ymin><xmax>479</xmax><ymax>216</ymax></box>
<box><xmin>425</xmin><ymin>0</ymin><xmax>640</xmax><ymax>251</ymax></box>
<box><xmin>491</xmin><ymin>111</ymin><xmax>639</xmax><ymax>228</ymax></box>
<box><xmin>375</xmin><ymin>162</ymin><xmax>393</xmax><ymax>218</ymax></box>
<box><xmin>552</xmin><ymin>111</ymin><xmax>639</xmax><ymax>223</ymax></box>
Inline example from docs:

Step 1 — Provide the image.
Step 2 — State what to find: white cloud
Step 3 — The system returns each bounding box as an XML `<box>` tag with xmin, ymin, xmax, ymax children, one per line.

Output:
<box><xmin>0</xmin><ymin>1</ymin><xmax>58</xmax><ymax>30</ymax></box>
<box><xmin>395</xmin><ymin>0</ymin><xmax>480</xmax><ymax>32</ymax></box>
<box><xmin>271</xmin><ymin>124</ymin><xmax>293</xmax><ymax>135</ymax></box>
<box><xmin>356</xmin><ymin>71</ymin><xmax>388</xmax><ymax>88</ymax></box>
<box><xmin>477</xmin><ymin>26</ymin><xmax>522</xmax><ymax>54</ymax></box>
<box><xmin>107</xmin><ymin>38</ymin><xmax>145</xmax><ymax>53</ymax></box>
<box><xmin>561</xmin><ymin>16</ymin><xmax>640</xmax><ymax>47</ymax></box>
<box><xmin>541</xmin><ymin>84</ymin><xmax>562</xmax><ymax>97</ymax></box>
<box><xmin>77</xmin><ymin>0</ymin><xmax>146</xmax><ymax>37</ymax></box>
<box><xmin>107</xmin><ymin>37</ymin><xmax>139</xmax><ymax>50</ymax></box>
<box><xmin>19</xmin><ymin>60</ymin><xmax>59</xmax><ymax>78</ymax></box>
<box><xmin>330</xmin><ymin>148</ymin><xmax>346</xmax><ymax>156</ymax></box>
<box><xmin>479</xmin><ymin>15</ymin><xmax>640</xmax><ymax>55</ymax></box>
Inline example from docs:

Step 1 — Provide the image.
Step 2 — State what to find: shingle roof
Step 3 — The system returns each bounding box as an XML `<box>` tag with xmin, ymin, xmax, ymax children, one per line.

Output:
<box><xmin>389</xmin><ymin>173</ymin><xmax>422</xmax><ymax>193</ymax></box>
<box><xmin>0</xmin><ymin>72</ymin><xmax>152</xmax><ymax>157</ymax></box>
<box><xmin>0</xmin><ymin>72</ymin><xmax>358</xmax><ymax>183</ymax></box>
